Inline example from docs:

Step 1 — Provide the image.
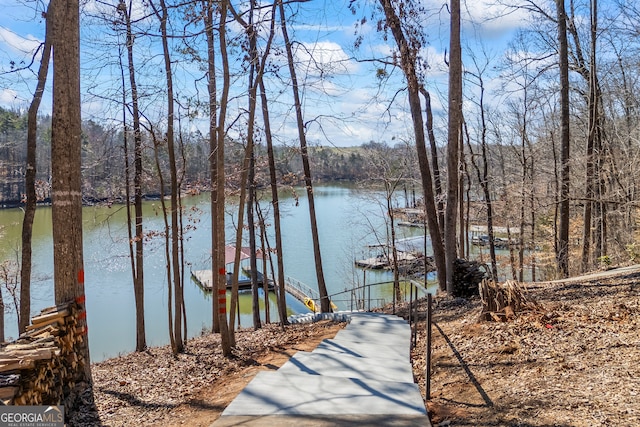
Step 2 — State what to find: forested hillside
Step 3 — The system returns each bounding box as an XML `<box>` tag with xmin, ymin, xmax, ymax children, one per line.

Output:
<box><xmin>0</xmin><ymin>108</ymin><xmax>377</xmax><ymax>206</ymax></box>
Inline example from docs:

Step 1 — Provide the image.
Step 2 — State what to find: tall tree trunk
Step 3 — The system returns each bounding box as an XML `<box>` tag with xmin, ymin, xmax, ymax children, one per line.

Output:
<box><xmin>228</xmin><ymin>0</ymin><xmax>278</xmax><ymax>334</ymax></box>
<box><xmin>205</xmin><ymin>1</ymin><xmax>231</xmax><ymax>354</ymax></box>
<box><xmin>278</xmin><ymin>0</ymin><xmax>331</xmax><ymax>310</ymax></box>
<box><xmin>519</xmin><ymin>94</ymin><xmax>529</xmax><ymax>283</ymax></box>
<box><xmin>378</xmin><ymin>0</ymin><xmax>446</xmax><ymax>291</ymax></box>
<box><xmin>150</xmin><ymin>130</ymin><xmax>175</xmax><ymax>352</ymax></box>
<box><xmin>529</xmin><ymin>156</ymin><xmax>537</xmax><ymax>281</ymax></box>
<box><xmin>581</xmin><ymin>0</ymin><xmax>597</xmax><ymax>273</ymax></box>
<box><xmin>420</xmin><ymin>88</ymin><xmax>445</xmax><ymax>236</ymax></box>
<box><xmin>20</xmin><ymin>4</ymin><xmax>52</xmax><ymax>334</ymax></box>
<box><xmin>150</xmin><ymin>0</ymin><xmax>184</xmax><ymax>354</ymax></box>
<box><xmin>259</xmin><ymin>77</ymin><xmax>288</xmax><ymax>326</ymax></box>
<box><xmin>120</xmin><ymin>0</ymin><xmax>146</xmax><ymax>352</ymax></box>
<box><xmin>246</xmin><ymin>0</ymin><xmax>262</xmax><ymax>330</ymax></box>
<box><xmin>556</xmin><ymin>0</ymin><xmax>571</xmax><ymax>278</ymax></box>
<box><xmin>204</xmin><ymin>0</ymin><xmax>220</xmax><ymax>334</ymax></box>
<box><xmin>445</xmin><ymin>0</ymin><xmax>463</xmax><ymax>294</ymax></box>
<box><xmin>50</xmin><ymin>0</ymin><xmax>91</xmax><ymax>386</ymax></box>
<box><xmin>464</xmin><ymin>108</ymin><xmax>497</xmax><ymax>279</ymax></box>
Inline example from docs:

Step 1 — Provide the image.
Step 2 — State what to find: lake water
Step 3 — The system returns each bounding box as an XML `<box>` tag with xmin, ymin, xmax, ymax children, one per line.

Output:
<box><xmin>0</xmin><ymin>185</ymin><xmax>435</xmax><ymax>361</ymax></box>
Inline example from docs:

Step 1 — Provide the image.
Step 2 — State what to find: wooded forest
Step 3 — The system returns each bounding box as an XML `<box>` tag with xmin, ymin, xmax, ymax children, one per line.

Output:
<box><xmin>1</xmin><ymin>0</ymin><xmax>640</xmax><ymax>418</ymax></box>
<box><xmin>0</xmin><ymin>108</ymin><xmax>376</xmax><ymax>206</ymax></box>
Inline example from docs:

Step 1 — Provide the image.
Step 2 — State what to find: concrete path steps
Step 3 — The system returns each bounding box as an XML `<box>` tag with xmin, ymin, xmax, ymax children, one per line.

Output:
<box><xmin>212</xmin><ymin>312</ymin><xmax>431</xmax><ymax>426</ymax></box>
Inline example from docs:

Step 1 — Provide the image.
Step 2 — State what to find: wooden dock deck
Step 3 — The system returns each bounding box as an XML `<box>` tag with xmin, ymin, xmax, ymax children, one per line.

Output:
<box><xmin>191</xmin><ymin>269</ymin><xmax>273</xmax><ymax>291</ymax></box>
<box><xmin>192</xmin><ymin>270</ymin><xmax>331</xmax><ymax>313</ymax></box>
<box><xmin>354</xmin><ymin>256</ymin><xmax>387</xmax><ymax>269</ymax></box>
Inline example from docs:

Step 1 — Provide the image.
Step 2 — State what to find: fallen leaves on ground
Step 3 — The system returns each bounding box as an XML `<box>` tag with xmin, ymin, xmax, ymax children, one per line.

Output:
<box><xmin>405</xmin><ymin>272</ymin><xmax>640</xmax><ymax>426</ymax></box>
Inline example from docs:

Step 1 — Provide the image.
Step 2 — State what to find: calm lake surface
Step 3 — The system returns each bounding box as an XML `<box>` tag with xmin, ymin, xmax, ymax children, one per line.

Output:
<box><xmin>0</xmin><ymin>185</ymin><xmax>436</xmax><ymax>361</ymax></box>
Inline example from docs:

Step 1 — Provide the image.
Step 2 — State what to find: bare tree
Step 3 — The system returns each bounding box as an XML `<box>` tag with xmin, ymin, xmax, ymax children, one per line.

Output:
<box><xmin>20</xmin><ymin>2</ymin><xmax>52</xmax><ymax>334</ymax></box>
<box><xmin>259</xmin><ymin>67</ymin><xmax>288</xmax><ymax>326</ymax></box>
<box><xmin>556</xmin><ymin>0</ymin><xmax>571</xmax><ymax>277</ymax></box>
<box><xmin>376</xmin><ymin>0</ymin><xmax>447</xmax><ymax>291</ymax></box>
<box><xmin>420</xmin><ymin>87</ymin><xmax>445</xmax><ymax>237</ymax></box>
<box><xmin>464</xmin><ymin>58</ymin><xmax>498</xmax><ymax>280</ymax></box>
<box><xmin>149</xmin><ymin>0</ymin><xmax>186</xmax><ymax>354</ymax></box>
<box><xmin>117</xmin><ymin>0</ymin><xmax>146</xmax><ymax>352</ymax></box>
<box><xmin>278</xmin><ymin>0</ymin><xmax>331</xmax><ymax>310</ymax></box>
<box><xmin>204</xmin><ymin>0</ymin><xmax>232</xmax><ymax>355</ymax></box>
<box><xmin>580</xmin><ymin>0</ymin><xmax>599</xmax><ymax>272</ymax></box>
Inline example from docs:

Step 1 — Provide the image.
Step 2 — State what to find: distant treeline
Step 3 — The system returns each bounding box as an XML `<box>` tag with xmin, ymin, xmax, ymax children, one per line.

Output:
<box><xmin>0</xmin><ymin>108</ymin><xmax>412</xmax><ymax>207</ymax></box>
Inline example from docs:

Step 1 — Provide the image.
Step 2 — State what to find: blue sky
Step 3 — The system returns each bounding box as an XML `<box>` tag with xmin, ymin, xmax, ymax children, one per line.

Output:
<box><xmin>0</xmin><ymin>0</ymin><xmax>529</xmax><ymax>147</ymax></box>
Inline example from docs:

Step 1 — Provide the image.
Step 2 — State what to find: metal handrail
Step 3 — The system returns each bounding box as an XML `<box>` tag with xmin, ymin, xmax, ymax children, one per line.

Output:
<box><xmin>284</xmin><ymin>275</ymin><xmax>320</xmax><ymax>300</ymax></box>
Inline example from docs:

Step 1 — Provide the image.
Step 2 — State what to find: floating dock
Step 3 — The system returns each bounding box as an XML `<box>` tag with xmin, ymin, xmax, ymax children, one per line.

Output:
<box><xmin>192</xmin><ymin>269</ymin><xmax>335</xmax><ymax>313</ymax></box>
<box><xmin>354</xmin><ymin>256</ymin><xmax>387</xmax><ymax>269</ymax></box>
<box><xmin>355</xmin><ymin>251</ymin><xmax>418</xmax><ymax>270</ymax></box>
<box><xmin>191</xmin><ymin>268</ymin><xmax>274</xmax><ymax>291</ymax></box>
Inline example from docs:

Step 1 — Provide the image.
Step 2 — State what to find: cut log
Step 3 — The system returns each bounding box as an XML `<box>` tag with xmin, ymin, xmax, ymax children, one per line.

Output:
<box><xmin>31</xmin><ymin>309</ymin><xmax>69</xmax><ymax>326</ymax></box>
<box><xmin>0</xmin><ymin>359</ymin><xmax>35</xmax><ymax>373</ymax></box>
<box><xmin>0</xmin><ymin>386</ymin><xmax>18</xmax><ymax>400</ymax></box>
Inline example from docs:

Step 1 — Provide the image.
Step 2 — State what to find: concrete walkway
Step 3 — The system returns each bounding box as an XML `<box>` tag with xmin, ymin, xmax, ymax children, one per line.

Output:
<box><xmin>212</xmin><ymin>312</ymin><xmax>431</xmax><ymax>426</ymax></box>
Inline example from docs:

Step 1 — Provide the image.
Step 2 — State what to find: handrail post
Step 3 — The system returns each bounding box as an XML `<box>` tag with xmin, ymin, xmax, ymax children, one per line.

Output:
<box><xmin>408</xmin><ymin>282</ymin><xmax>414</xmax><ymax>349</ymax></box>
<box><xmin>413</xmin><ymin>285</ymin><xmax>418</xmax><ymax>348</ymax></box>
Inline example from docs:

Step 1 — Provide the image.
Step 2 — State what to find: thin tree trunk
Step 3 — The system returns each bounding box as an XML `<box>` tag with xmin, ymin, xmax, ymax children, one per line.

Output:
<box><xmin>149</xmin><ymin>0</ymin><xmax>183</xmax><ymax>353</ymax></box>
<box><xmin>420</xmin><ymin>86</ymin><xmax>444</xmax><ymax>236</ymax></box>
<box><xmin>464</xmin><ymin>117</ymin><xmax>497</xmax><ymax>279</ymax></box>
<box><xmin>378</xmin><ymin>0</ymin><xmax>446</xmax><ymax>291</ymax></box>
<box><xmin>121</xmin><ymin>0</ymin><xmax>146</xmax><ymax>352</ymax></box>
<box><xmin>204</xmin><ymin>1</ymin><xmax>231</xmax><ymax>353</ymax></box>
<box><xmin>227</xmin><ymin>0</ymin><xmax>278</xmax><ymax>335</ymax></box>
<box><xmin>204</xmin><ymin>0</ymin><xmax>220</xmax><ymax>334</ymax></box>
<box><xmin>152</xmin><ymin>133</ymin><xmax>175</xmax><ymax>353</ymax></box>
<box><xmin>259</xmin><ymin>77</ymin><xmax>288</xmax><ymax>326</ymax></box>
<box><xmin>386</xmin><ymin>181</ymin><xmax>401</xmax><ymax>312</ymax></box>
<box><xmin>256</xmin><ymin>203</ymin><xmax>271</xmax><ymax>324</ymax></box>
<box><xmin>248</xmin><ymin>143</ymin><xmax>261</xmax><ymax>330</ymax></box>
<box><xmin>20</xmin><ymin>4</ymin><xmax>52</xmax><ymax>334</ymax></box>
<box><xmin>581</xmin><ymin>0</ymin><xmax>597</xmax><ymax>273</ymax></box>
<box><xmin>519</xmin><ymin>101</ymin><xmax>528</xmax><ymax>283</ymax></box>
<box><xmin>556</xmin><ymin>0</ymin><xmax>571</xmax><ymax>278</ymax></box>
<box><xmin>278</xmin><ymin>0</ymin><xmax>331</xmax><ymax>310</ymax></box>
<box><xmin>530</xmin><ymin>158</ymin><xmax>537</xmax><ymax>281</ymax></box>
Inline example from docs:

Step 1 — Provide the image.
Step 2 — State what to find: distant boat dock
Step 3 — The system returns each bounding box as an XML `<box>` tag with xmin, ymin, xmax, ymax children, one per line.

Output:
<box><xmin>192</xmin><ymin>245</ymin><xmax>336</xmax><ymax>312</ymax></box>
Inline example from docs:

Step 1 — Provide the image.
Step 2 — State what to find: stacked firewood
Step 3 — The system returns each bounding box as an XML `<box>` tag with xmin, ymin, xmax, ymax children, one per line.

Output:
<box><xmin>0</xmin><ymin>301</ymin><xmax>87</xmax><ymax>405</ymax></box>
<box><xmin>452</xmin><ymin>258</ymin><xmax>488</xmax><ymax>297</ymax></box>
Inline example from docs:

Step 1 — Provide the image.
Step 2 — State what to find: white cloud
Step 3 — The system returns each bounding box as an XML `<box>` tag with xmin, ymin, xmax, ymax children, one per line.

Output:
<box><xmin>294</xmin><ymin>41</ymin><xmax>359</xmax><ymax>76</ymax></box>
<box><xmin>82</xmin><ymin>0</ymin><xmax>149</xmax><ymax>22</ymax></box>
<box><xmin>0</xmin><ymin>88</ymin><xmax>18</xmax><ymax>105</ymax></box>
<box><xmin>462</xmin><ymin>1</ymin><xmax>530</xmax><ymax>38</ymax></box>
<box><xmin>0</xmin><ymin>26</ymin><xmax>41</xmax><ymax>57</ymax></box>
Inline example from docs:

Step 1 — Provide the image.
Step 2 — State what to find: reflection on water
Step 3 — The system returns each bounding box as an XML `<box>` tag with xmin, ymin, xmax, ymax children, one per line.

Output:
<box><xmin>0</xmin><ymin>185</ymin><xmax>436</xmax><ymax>361</ymax></box>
